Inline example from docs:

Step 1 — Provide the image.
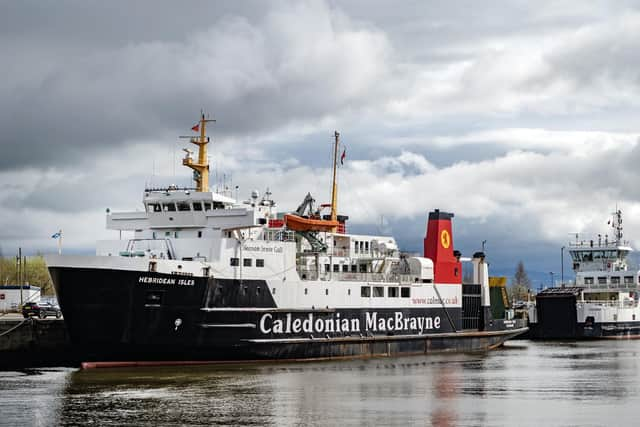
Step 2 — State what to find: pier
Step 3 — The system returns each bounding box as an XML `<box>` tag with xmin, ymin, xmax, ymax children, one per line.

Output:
<box><xmin>0</xmin><ymin>314</ymin><xmax>75</xmax><ymax>368</ymax></box>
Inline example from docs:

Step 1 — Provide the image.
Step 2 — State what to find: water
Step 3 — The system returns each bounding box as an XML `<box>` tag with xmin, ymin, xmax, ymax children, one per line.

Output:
<box><xmin>2</xmin><ymin>340</ymin><xmax>640</xmax><ymax>426</ymax></box>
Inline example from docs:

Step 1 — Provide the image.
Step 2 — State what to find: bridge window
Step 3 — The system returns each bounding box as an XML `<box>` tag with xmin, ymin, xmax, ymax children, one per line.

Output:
<box><xmin>325</xmin><ymin>264</ymin><xmax>330</xmax><ymax>272</ymax></box>
<box><xmin>611</xmin><ymin>276</ymin><xmax>620</xmax><ymax>285</ymax></box>
<box><xmin>388</xmin><ymin>287</ymin><xmax>399</xmax><ymax>298</ymax></box>
<box><xmin>584</xmin><ymin>277</ymin><xmax>594</xmax><ymax>285</ymax></box>
<box><xmin>204</xmin><ymin>202</ymin><xmax>212</xmax><ymax>211</ymax></box>
<box><xmin>244</xmin><ymin>258</ymin><xmax>252</xmax><ymax>267</ymax></box>
<box><xmin>598</xmin><ymin>277</ymin><xmax>607</xmax><ymax>285</ymax></box>
<box><xmin>193</xmin><ymin>202</ymin><xmax>202</xmax><ymax>211</ymax></box>
<box><xmin>365</xmin><ymin>242</ymin><xmax>369</xmax><ymax>252</ymax></box>
<box><xmin>401</xmin><ymin>287</ymin><xmax>411</xmax><ymax>298</ymax></box>
<box><xmin>333</xmin><ymin>264</ymin><xmax>339</xmax><ymax>272</ymax></box>
<box><xmin>359</xmin><ymin>264</ymin><xmax>367</xmax><ymax>273</ymax></box>
<box><xmin>256</xmin><ymin>259</ymin><xmax>264</xmax><ymax>267</ymax></box>
<box><xmin>373</xmin><ymin>286</ymin><xmax>384</xmax><ymax>297</ymax></box>
<box><xmin>230</xmin><ymin>257</ymin><xmax>239</xmax><ymax>266</ymax></box>
<box><xmin>361</xmin><ymin>286</ymin><xmax>371</xmax><ymax>297</ymax></box>
<box><xmin>198</xmin><ymin>231</ymin><xmax>202</xmax><ymax>238</ymax></box>
<box><xmin>163</xmin><ymin>203</ymin><xmax>176</xmax><ymax>212</ymax></box>
<box><xmin>342</xmin><ymin>265</ymin><xmax>348</xmax><ymax>272</ymax></box>
<box><xmin>351</xmin><ymin>265</ymin><xmax>357</xmax><ymax>273</ymax></box>
<box><xmin>177</xmin><ymin>202</ymin><xmax>190</xmax><ymax>211</ymax></box>
<box><xmin>624</xmin><ymin>276</ymin><xmax>634</xmax><ymax>285</ymax></box>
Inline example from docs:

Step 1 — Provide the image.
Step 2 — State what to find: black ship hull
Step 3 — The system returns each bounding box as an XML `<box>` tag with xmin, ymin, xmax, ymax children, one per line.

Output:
<box><xmin>50</xmin><ymin>266</ymin><xmax>527</xmax><ymax>364</ymax></box>
<box><xmin>529</xmin><ymin>288</ymin><xmax>640</xmax><ymax>339</ymax></box>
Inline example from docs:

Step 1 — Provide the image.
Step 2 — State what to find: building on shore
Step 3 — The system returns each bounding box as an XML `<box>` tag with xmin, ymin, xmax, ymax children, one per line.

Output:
<box><xmin>0</xmin><ymin>285</ymin><xmax>41</xmax><ymax>312</ymax></box>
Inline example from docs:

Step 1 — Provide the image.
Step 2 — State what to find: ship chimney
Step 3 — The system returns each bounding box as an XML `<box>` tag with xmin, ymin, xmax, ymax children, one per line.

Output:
<box><xmin>472</xmin><ymin>251</ymin><xmax>492</xmax><ymax>331</ymax></box>
<box><xmin>423</xmin><ymin>209</ymin><xmax>462</xmax><ymax>284</ymax></box>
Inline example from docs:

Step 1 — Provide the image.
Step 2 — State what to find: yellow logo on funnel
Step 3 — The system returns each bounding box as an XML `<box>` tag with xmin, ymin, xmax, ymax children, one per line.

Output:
<box><xmin>440</xmin><ymin>230</ymin><xmax>450</xmax><ymax>249</ymax></box>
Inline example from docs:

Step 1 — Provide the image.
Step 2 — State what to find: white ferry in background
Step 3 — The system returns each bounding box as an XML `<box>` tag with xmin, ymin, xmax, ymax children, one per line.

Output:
<box><xmin>529</xmin><ymin>210</ymin><xmax>640</xmax><ymax>339</ymax></box>
<box><xmin>46</xmin><ymin>114</ymin><xmax>527</xmax><ymax>366</ymax></box>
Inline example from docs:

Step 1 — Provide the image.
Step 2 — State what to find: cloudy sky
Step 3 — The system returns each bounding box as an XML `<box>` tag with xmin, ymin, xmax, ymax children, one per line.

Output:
<box><xmin>2</xmin><ymin>0</ymin><xmax>640</xmax><ymax>285</ymax></box>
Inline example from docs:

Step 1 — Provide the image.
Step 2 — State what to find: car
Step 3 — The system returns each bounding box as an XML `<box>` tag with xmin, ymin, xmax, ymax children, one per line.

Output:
<box><xmin>22</xmin><ymin>302</ymin><xmax>62</xmax><ymax>319</ymax></box>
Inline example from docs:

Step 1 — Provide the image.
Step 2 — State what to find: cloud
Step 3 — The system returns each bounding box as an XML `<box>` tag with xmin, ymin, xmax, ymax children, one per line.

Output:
<box><xmin>3</xmin><ymin>0</ymin><xmax>640</xmax><ymax>277</ymax></box>
<box><xmin>0</xmin><ymin>1</ymin><xmax>391</xmax><ymax>171</ymax></box>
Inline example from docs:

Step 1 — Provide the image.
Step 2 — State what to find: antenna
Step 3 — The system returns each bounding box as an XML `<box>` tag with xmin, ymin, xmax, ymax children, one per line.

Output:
<box><xmin>329</xmin><ymin>131</ymin><xmax>340</xmax><ymax>232</ymax></box>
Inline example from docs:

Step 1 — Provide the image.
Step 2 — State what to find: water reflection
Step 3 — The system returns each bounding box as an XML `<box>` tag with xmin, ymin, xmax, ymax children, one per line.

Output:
<box><xmin>3</xmin><ymin>341</ymin><xmax>640</xmax><ymax>426</ymax></box>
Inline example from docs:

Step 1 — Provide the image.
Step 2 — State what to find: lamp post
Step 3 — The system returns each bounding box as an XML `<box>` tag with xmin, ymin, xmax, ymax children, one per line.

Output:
<box><xmin>561</xmin><ymin>246</ymin><xmax>565</xmax><ymax>286</ymax></box>
<box><xmin>549</xmin><ymin>271</ymin><xmax>555</xmax><ymax>287</ymax></box>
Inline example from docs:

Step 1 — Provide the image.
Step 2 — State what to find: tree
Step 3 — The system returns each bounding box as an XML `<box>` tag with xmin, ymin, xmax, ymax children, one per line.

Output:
<box><xmin>0</xmin><ymin>255</ymin><xmax>55</xmax><ymax>295</ymax></box>
<box><xmin>510</xmin><ymin>260</ymin><xmax>531</xmax><ymax>301</ymax></box>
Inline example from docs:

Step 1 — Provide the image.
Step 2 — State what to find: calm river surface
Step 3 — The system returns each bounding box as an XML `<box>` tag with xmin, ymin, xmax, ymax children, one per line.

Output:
<box><xmin>2</xmin><ymin>340</ymin><xmax>640</xmax><ymax>426</ymax></box>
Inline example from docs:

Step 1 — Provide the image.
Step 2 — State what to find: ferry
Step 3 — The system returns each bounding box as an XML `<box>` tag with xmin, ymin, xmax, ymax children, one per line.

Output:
<box><xmin>46</xmin><ymin>114</ymin><xmax>527</xmax><ymax>364</ymax></box>
<box><xmin>529</xmin><ymin>210</ymin><xmax>640</xmax><ymax>339</ymax></box>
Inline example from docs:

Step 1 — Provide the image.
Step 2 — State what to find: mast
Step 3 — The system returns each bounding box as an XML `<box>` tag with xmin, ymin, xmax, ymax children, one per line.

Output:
<box><xmin>330</xmin><ymin>131</ymin><xmax>340</xmax><ymax>232</ymax></box>
<box><xmin>182</xmin><ymin>113</ymin><xmax>215</xmax><ymax>192</ymax></box>
<box><xmin>613</xmin><ymin>209</ymin><xmax>623</xmax><ymax>244</ymax></box>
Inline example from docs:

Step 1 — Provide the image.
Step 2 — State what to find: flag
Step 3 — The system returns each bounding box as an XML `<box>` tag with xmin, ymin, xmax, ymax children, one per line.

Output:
<box><xmin>340</xmin><ymin>148</ymin><xmax>346</xmax><ymax>165</ymax></box>
<box><xmin>191</xmin><ymin>123</ymin><xmax>200</xmax><ymax>132</ymax></box>
<box><xmin>51</xmin><ymin>231</ymin><xmax>61</xmax><ymax>239</ymax></box>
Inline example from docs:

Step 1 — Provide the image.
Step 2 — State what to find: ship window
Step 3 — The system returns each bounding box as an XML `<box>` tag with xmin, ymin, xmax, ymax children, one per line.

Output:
<box><xmin>204</xmin><ymin>202</ymin><xmax>212</xmax><ymax>211</ymax></box>
<box><xmin>150</xmin><ymin>203</ymin><xmax>161</xmax><ymax>212</ymax></box>
<box><xmin>359</xmin><ymin>242</ymin><xmax>364</xmax><ymax>252</ymax></box>
<box><xmin>256</xmin><ymin>287</ymin><xmax>260</xmax><ymax>295</ymax></box>
<box><xmin>174</xmin><ymin>231</ymin><xmax>179</xmax><ymax>238</ymax></box>
<box><xmin>365</xmin><ymin>242</ymin><xmax>369</xmax><ymax>252</ymax></box>
<box><xmin>359</xmin><ymin>264</ymin><xmax>367</xmax><ymax>273</ymax></box>
<box><xmin>163</xmin><ymin>203</ymin><xmax>176</xmax><ymax>212</ymax></box>
<box><xmin>325</xmin><ymin>289</ymin><xmax>329</xmax><ymax>295</ymax></box>
<box><xmin>373</xmin><ymin>286</ymin><xmax>384</xmax><ymax>297</ymax></box>
<box><xmin>152</xmin><ymin>232</ymin><xmax>157</xmax><ymax>239</ymax></box>
<box><xmin>342</xmin><ymin>265</ymin><xmax>348</xmax><ymax>272</ymax></box>
<box><xmin>230</xmin><ymin>257</ymin><xmax>239</xmax><ymax>266</ymax></box>
<box><xmin>611</xmin><ymin>276</ymin><xmax>620</xmax><ymax>285</ymax></box>
<box><xmin>354</xmin><ymin>241</ymin><xmax>359</xmax><ymax>253</ymax></box>
<box><xmin>244</xmin><ymin>258</ymin><xmax>252</xmax><ymax>267</ymax></box>
<box><xmin>361</xmin><ymin>286</ymin><xmax>371</xmax><ymax>297</ymax></box>
<box><xmin>401</xmin><ymin>287</ymin><xmax>411</xmax><ymax>298</ymax></box>
<box><xmin>333</xmin><ymin>264</ymin><xmax>339</xmax><ymax>272</ymax></box>
<box><xmin>198</xmin><ymin>231</ymin><xmax>203</xmax><ymax>238</ymax></box>
<box><xmin>388</xmin><ymin>287</ymin><xmax>399</xmax><ymax>298</ymax></box>
<box><xmin>624</xmin><ymin>276</ymin><xmax>634</xmax><ymax>284</ymax></box>
<box><xmin>584</xmin><ymin>277</ymin><xmax>594</xmax><ymax>285</ymax></box>
<box><xmin>148</xmin><ymin>261</ymin><xmax>157</xmax><ymax>272</ymax></box>
<box><xmin>305</xmin><ymin>288</ymin><xmax>308</xmax><ymax>295</ymax></box>
<box><xmin>193</xmin><ymin>202</ymin><xmax>202</xmax><ymax>211</ymax></box>
<box><xmin>351</xmin><ymin>265</ymin><xmax>357</xmax><ymax>273</ymax></box>
<box><xmin>272</xmin><ymin>288</ymin><xmax>276</xmax><ymax>295</ymax></box>
<box><xmin>325</xmin><ymin>264</ymin><xmax>330</xmax><ymax>272</ymax></box>
<box><xmin>177</xmin><ymin>202</ymin><xmax>190</xmax><ymax>211</ymax></box>
<box><xmin>165</xmin><ymin>231</ymin><xmax>171</xmax><ymax>237</ymax></box>
<box><xmin>598</xmin><ymin>277</ymin><xmax>607</xmax><ymax>285</ymax></box>
<box><xmin>256</xmin><ymin>259</ymin><xmax>265</xmax><ymax>267</ymax></box>
<box><xmin>348</xmin><ymin>289</ymin><xmax>351</xmax><ymax>296</ymax></box>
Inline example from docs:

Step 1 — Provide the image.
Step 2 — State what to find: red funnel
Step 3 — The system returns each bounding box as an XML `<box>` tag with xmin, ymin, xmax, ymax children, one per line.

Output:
<box><xmin>424</xmin><ymin>209</ymin><xmax>462</xmax><ymax>284</ymax></box>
